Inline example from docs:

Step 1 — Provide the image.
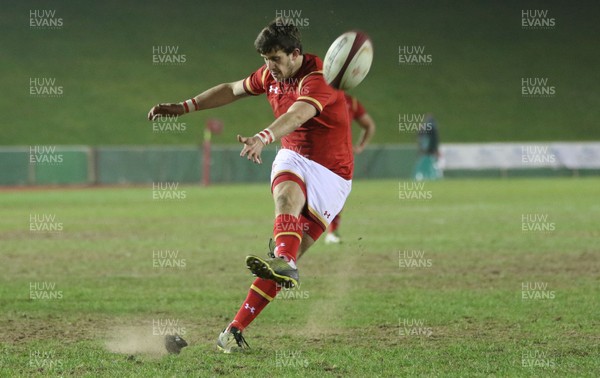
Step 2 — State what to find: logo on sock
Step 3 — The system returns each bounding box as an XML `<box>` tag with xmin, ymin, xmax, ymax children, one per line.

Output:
<box><xmin>244</xmin><ymin>303</ymin><xmax>255</xmax><ymax>314</ymax></box>
<box><xmin>274</xmin><ymin>243</ymin><xmax>285</xmax><ymax>256</ymax></box>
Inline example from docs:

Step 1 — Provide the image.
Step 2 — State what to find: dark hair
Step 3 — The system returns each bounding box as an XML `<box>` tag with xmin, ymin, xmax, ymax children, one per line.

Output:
<box><xmin>254</xmin><ymin>17</ymin><xmax>302</xmax><ymax>54</ymax></box>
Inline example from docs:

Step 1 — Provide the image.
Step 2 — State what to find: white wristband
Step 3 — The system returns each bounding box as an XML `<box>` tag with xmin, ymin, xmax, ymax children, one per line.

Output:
<box><xmin>181</xmin><ymin>98</ymin><xmax>199</xmax><ymax>113</ymax></box>
<box><xmin>255</xmin><ymin>128</ymin><xmax>275</xmax><ymax>145</ymax></box>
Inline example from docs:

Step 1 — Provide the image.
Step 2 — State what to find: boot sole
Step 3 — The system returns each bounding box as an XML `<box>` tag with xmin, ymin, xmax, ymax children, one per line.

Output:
<box><xmin>245</xmin><ymin>255</ymin><xmax>298</xmax><ymax>289</ymax></box>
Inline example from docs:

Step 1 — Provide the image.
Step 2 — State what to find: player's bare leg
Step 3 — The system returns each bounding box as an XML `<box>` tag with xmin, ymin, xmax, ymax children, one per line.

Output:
<box><xmin>219</xmin><ymin>181</ymin><xmax>307</xmax><ymax>352</ymax></box>
<box><xmin>298</xmin><ymin>234</ymin><xmax>315</xmax><ymax>258</ymax></box>
<box><xmin>246</xmin><ymin>180</ymin><xmax>305</xmax><ymax>288</ymax></box>
<box><xmin>273</xmin><ymin>180</ymin><xmax>305</xmax><ymax>215</ymax></box>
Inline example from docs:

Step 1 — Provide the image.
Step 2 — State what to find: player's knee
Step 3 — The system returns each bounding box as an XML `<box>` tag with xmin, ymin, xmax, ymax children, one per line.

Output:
<box><xmin>274</xmin><ymin>193</ymin><xmax>291</xmax><ymax>210</ymax></box>
<box><xmin>274</xmin><ymin>193</ymin><xmax>302</xmax><ymax>214</ymax></box>
<box><xmin>273</xmin><ymin>183</ymin><xmax>304</xmax><ymax>213</ymax></box>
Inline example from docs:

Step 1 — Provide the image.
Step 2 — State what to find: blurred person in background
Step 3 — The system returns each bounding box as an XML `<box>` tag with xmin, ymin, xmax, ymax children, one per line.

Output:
<box><xmin>413</xmin><ymin>113</ymin><xmax>443</xmax><ymax>181</ymax></box>
<box><xmin>325</xmin><ymin>93</ymin><xmax>376</xmax><ymax>244</ymax></box>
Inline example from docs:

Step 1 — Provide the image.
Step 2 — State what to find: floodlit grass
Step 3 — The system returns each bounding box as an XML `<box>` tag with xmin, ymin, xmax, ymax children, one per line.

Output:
<box><xmin>0</xmin><ymin>178</ymin><xmax>598</xmax><ymax>376</ymax></box>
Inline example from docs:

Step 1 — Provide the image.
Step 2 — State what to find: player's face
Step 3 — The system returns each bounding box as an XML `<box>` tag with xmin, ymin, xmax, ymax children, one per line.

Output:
<box><xmin>262</xmin><ymin>49</ymin><xmax>300</xmax><ymax>81</ymax></box>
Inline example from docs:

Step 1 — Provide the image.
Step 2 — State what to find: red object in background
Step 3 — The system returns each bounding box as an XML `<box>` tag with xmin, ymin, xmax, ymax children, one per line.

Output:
<box><xmin>207</xmin><ymin>119</ymin><xmax>223</xmax><ymax>134</ymax></box>
<box><xmin>203</xmin><ymin>119</ymin><xmax>223</xmax><ymax>186</ymax></box>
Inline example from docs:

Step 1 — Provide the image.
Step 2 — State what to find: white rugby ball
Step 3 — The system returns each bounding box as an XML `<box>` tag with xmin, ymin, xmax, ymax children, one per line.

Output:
<box><xmin>323</xmin><ymin>31</ymin><xmax>373</xmax><ymax>90</ymax></box>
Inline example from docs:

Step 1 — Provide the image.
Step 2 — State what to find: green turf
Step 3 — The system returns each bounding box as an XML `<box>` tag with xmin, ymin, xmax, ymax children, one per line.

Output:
<box><xmin>2</xmin><ymin>1</ymin><xmax>600</xmax><ymax>145</ymax></box>
<box><xmin>0</xmin><ymin>178</ymin><xmax>598</xmax><ymax>376</ymax></box>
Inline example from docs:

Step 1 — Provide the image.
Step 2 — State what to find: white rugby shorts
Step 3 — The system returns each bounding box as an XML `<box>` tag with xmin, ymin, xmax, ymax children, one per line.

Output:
<box><xmin>270</xmin><ymin>148</ymin><xmax>352</xmax><ymax>228</ymax></box>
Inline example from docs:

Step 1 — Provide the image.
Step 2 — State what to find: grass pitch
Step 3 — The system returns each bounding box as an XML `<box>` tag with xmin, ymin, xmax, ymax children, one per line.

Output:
<box><xmin>0</xmin><ymin>178</ymin><xmax>598</xmax><ymax>377</ymax></box>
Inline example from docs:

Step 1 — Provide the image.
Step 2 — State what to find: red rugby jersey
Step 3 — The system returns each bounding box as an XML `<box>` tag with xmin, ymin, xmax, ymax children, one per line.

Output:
<box><xmin>242</xmin><ymin>54</ymin><xmax>353</xmax><ymax>180</ymax></box>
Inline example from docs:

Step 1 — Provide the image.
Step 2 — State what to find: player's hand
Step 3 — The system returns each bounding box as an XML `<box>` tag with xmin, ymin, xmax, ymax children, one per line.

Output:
<box><xmin>238</xmin><ymin>134</ymin><xmax>265</xmax><ymax>164</ymax></box>
<box><xmin>147</xmin><ymin>103</ymin><xmax>184</xmax><ymax>121</ymax></box>
<box><xmin>353</xmin><ymin>145</ymin><xmax>365</xmax><ymax>154</ymax></box>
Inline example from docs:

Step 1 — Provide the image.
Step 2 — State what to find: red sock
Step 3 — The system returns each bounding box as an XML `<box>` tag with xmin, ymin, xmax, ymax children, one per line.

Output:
<box><xmin>273</xmin><ymin>214</ymin><xmax>302</xmax><ymax>263</ymax></box>
<box><xmin>230</xmin><ymin>278</ymin><xmax>281</xmax><ymax>331</ymax></box>
<box><xmin>329</xmin><ymin>214</ymin><xmax>341</xmax><ymax>233</ymax></box>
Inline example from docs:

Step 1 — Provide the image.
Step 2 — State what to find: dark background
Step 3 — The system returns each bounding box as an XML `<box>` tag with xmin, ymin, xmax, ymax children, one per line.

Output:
<box><xmin>2</xmin><ymin>0</ymin><xmax>599</xmax><ymax>145</ymax></box>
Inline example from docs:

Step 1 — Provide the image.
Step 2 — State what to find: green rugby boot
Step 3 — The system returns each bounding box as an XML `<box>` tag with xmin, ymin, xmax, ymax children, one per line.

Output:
<box><xmin>246</xmin><ymin>254</ymin><xmax>299</xmax><ymax>289</ymax></box>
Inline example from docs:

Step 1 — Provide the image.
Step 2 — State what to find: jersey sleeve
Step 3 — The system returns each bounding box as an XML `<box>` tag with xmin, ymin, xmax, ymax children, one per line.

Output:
<box><xmin>296</xmin><ymin>72</ymin><xmax>337</xmax><ymax>115</ymax></box>
<box><xmin>243</xmin><ymin>65</ymin><xmax>269</xmax><ymax>96</ymax></box>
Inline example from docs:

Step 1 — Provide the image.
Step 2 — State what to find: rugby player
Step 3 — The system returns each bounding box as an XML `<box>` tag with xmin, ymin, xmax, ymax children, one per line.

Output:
<box><xmin>325</xmin><ymin>94</ymin><xmax>376</xmax><ymax>244</ymax></box>
<box><xmin>148</xmin><ymin>18</ymin><xmax>353</xmax><ymax>352</ymax></box>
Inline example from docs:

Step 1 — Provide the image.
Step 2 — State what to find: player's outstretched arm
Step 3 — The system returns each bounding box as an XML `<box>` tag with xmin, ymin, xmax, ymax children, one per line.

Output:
<box><xmin>266</xmin><ymin>102</ymin><xmax>317</xmax><ymax>140</ymax></box>
<box><xmin>147</xmin><ymin>80</ymin><xmax>248</xmax><ymax>121</ymax></box>
<box><xmin>354</xmin><ymin>113</ymin><xmax>376</xmax><ymax>154</ymax></box>
<box><xmin>238</xmin><ymin>102</ymin><xmax>317</xmax><ymax>164</ymax></box>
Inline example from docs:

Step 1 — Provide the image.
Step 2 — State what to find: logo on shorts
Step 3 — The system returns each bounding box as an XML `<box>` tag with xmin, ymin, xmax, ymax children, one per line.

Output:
<box><xmin>323</xmin><ymin>211</ymin><xmax>331</xmax><ymax>219</ymax></box>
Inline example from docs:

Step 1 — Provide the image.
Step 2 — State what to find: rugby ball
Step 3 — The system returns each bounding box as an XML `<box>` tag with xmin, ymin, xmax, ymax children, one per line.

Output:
<box><xmin>323</xmin><ymin>31</ymin><xmax>373</xmax><ymax>90</ymax></box>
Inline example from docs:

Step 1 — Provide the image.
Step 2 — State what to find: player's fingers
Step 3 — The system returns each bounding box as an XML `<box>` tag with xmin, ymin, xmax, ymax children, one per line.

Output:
<box><xmin>240</xmin><ymin>144</ymin><xmax>251</xmax><ymax>157</ymax></box>
<box><xmin>248</xmin><ymin>150</ymin><xmax>261</xmax><ymax>164</ymax></box>
<box><xmin>150</xmin><ymin>104</ymin><xmax>166</xmax><ymax>121</ymax></box>
<box><xmin>248</xmin><ymin>150</ymin><xmax>257</xmax><ymax>163</ymax></box>
<box><xmin>241</xmin><ymin>136</ymin><xmax>256</xmax><ymax>146</ymax></box>
<box><xmin>148</xmin><ymin>105</ymin><xmax>158</xmax><ymax>121</ymax></box>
